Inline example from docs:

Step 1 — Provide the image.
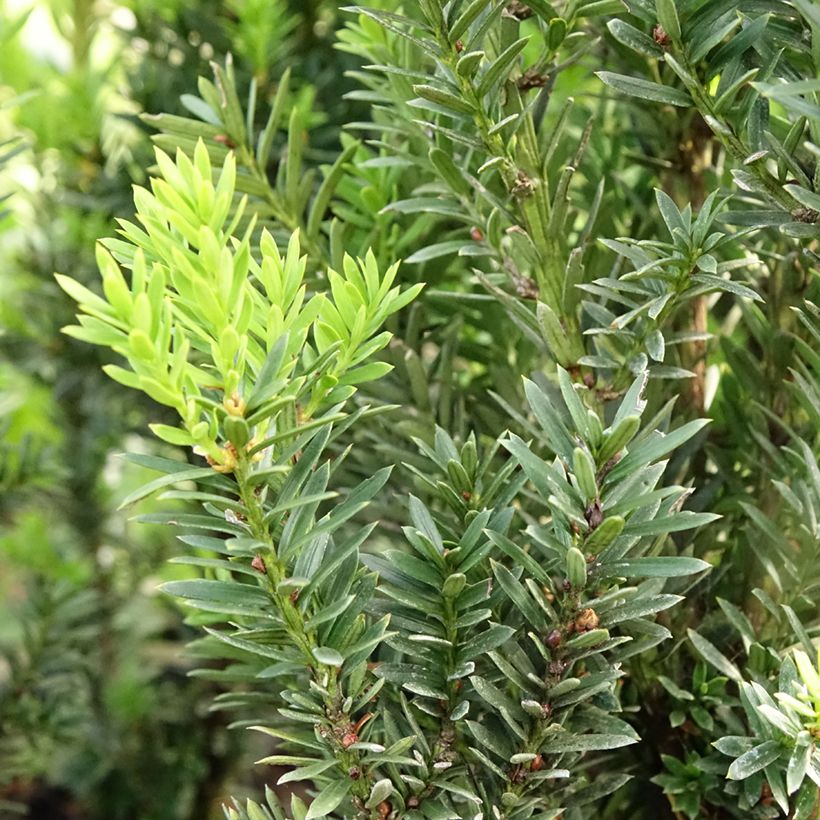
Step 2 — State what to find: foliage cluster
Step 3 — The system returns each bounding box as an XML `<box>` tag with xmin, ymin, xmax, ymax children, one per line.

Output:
<box><xmin>2</xmin><ymin>1</ymin><xmax>820</xmax><ymax>819</ymax></box>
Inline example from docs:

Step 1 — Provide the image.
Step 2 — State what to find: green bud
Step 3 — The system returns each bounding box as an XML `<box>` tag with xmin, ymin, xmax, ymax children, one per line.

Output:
<box><xmin>224</xmin><ymin>415</ymin><xmax>250</xmax><ymax>449</ymax></box>
<box><xmin>586</xmin><ymin>409</ymin><xmax>603</xmax><ymax>449</ymax></box>
<box><xmin>584</xmin><ymin>515</ymin><xmax>625</xmax><ymax>552</ymax></box>
<box><xmin>501</xmin><ymin>792</ymin><xmax>519</xmax><ymax>809</ymax></box>
<box><xmin>225</xmin><ymin>368</ymin><xmax>241</xmax><ymax>397</ymax></box>
<box><xmin>566</xmin><ymin>627</ymin><xmax>609</xmax><ymax>649</ymax></box>
<box><xmin>446</xmin><ymin>459</ymin><xmax>472</xmax><ymax>494</ymax></box>
<box><xmin>549</xmin><ymin>677</ymin><xmax>581</xmax><ymax>697</ymax></box>
<box><xmin>442</xmin><ymin>573</ymin><xmax>467</xmax><ymax>598</ymax></box>
<box><xmin>429</xmin><ymin>147</ymin><xmax>471</xmax><ymax>195</ymax></box>
<box><xmin>456</xmin><ymin>50</ymin><xmax>484</xmax><ymax>78</ymax></box>
<box><xmin>598</xmin><ymin>414</ymin><xmax>641</xmax><ymax>463</ymax></box>
<box><xmin>460</xmin><ymin>438</ymin><xmax>478</xmax><ymax>481</ymax></box>
<box><xmin>566</xmin><ymin>546</ymin><xmax>588</xmax><ymax>588</ymax></box>
<box><xmin>548</xmin><ymin>17</ymin><xmax>567</xmax><ymax>50</ymax></box>
<box><xmin>655</xmin><ymin>0</ymin><xmax>681</xmax><ymax>41</ymax></box>
<box><xmin>521</xmin><ymin>699</ymin><xmax>545</xmax><ymax>717</ymax></box>
<box><xmin>536</xmin><ymin>301</ymin><xmax>573</xmax><ymax>363</ymax></box>
<box><xmin>219</xmin><ymin>324</ymin><xmax>241</xmax><ymax>365</ymax></box>
<box><xmin>191</xmin><ymin>420</ymin><xmax>210</xmax><ymax>442</ymax></box>
<box><xmin>572</xmin><ymin>447</ymin><xmax>598</xmax><ymax>502</ymax></box>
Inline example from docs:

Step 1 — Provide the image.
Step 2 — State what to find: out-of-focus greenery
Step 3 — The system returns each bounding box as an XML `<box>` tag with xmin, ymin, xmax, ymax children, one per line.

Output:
<box><xmin>0</xmin><ymin>2</ymin><xmax>356</xmax><ymax>817</ymax></box>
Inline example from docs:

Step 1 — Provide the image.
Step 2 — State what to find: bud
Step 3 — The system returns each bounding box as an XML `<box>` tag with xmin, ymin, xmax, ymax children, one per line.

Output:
<box><xmin>442</xmin><ymin>572</ymin><xmax>467</xmax><ymax>598</ymax></box>
<box><xmin>536</xmin><ymin>302</ymin><xmax>574</xmax><ymax>363</ymax></box>
<box><xmin>521</xmin><ymin>699</ymin><xmax>544</xmax><ymax>717</ymax></box>
<box><xmin>224</xmin><ymin>415</ymin><xmax>250</xmax><ymax>449</ymax></box>
<box><xmin>548</xmin><ymin>17</ymin><xmax>567</xmax><ymax>50</ymax></box>
<box><xmin>598</xmin><ymin>414</ymin><xmax>641</xmax><ymax>462</ymax></box>
<box><xmin>572</xmin><ymin>447</ymin><xmax>597</xmax><ymax>502</ymax></box>
<box><xmin>223</xmin><ymin>391</ymin><xmax>246</xmax><ymax>417</ymax></box>
<box><xmin>446</xmin><ymin>460</ymin><xmax>472</xmax><ymax>494</ymax></box>
<box><xmin>191</xmin><ymin>420</ymin><xmax>210</xmax><ymax>442</ymax></box>
<box><xmin>584</xmin><ymin>515</ymin><xmax>625</xmax><ymax>552</ymax></box>
<box><xmin>566</xmin><ymin>547</ymin><xmax>587</xmax><ymax>589</ymax></box>
<box><xmin>586</xmin><ymin>409</ymin><xmax>603</xmax><ymax>449</ymax></box>
<box><xmin>545</xmin><ymin>629</ymin><xmax>562</xmax><ymax>650</ymax></box>
<box><xmin>566</xmin><ymin>627</ymin><xmax>609</xmax><ymax>649</ymax></box>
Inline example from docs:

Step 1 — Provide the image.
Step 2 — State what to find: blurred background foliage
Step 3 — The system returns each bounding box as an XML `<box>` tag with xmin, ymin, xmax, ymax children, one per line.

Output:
<box><xmin>0</xmin><ymin>2</ymin><xmax>363</xmax><ymax>817</ymax></box>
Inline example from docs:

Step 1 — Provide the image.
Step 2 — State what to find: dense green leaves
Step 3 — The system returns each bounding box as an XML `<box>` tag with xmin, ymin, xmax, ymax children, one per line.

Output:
<box><xmin>15</xmin><ymin>0</ymin><xmax>820</xmax><ymax>818</ymax></box>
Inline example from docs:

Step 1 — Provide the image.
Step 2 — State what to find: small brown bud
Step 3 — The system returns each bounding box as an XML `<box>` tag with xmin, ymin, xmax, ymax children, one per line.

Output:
<box><xmin>214</xmin><ymin>134</ymin><xmax>237</xmax><ymax>148</ymax></box>
<box><xmin>545</xmin><ymin>629</ymin><xmax>562</xmax><ymax>650</ymax></box>
<box><xmin>507</xmin><ymin>0</ymin><xmax>533</xmax><ymax>20</ymax></box>
<box><xmin>518</xmin><ymin>68</ymin><xmax>549</xmax><ymax>91</ymax></box>
<box><xmin>585</xmin><ymin>500</ymin><xmax>604</xmax><ymax>530</ymax></box>
<box><xmin>349</xmin><ymin>766</ymin><xmax>361</xmax><ymax>780</ymax></box>
<box><xmin>470</xmin><ymin>226</ymin><xmax>484</xmax><ymax>241</ymax></box>
<box><xmin>574</xmin><ymin>607</ymin><xmax>600</xmax><ymax>632</ymax></box>
<box><xmin>455</xmin><ymin>39</ymin><xmax>464</xmax><ymax>52</ymax></box>
<box><xmin>530</xmin><ymin>753</ymin><xmax>543</xmax><ymax>771</ymax></box>
<box><xmin>653</xmin><ymin>24</ymin><xmax>671</xmax><ymax>46</ymax></box>
<box><xmin>511</xmin><ymin>170</ymin><xmax>535</xmax><ymax>198</ymax></box>
<box><xmin>514</xmin><ymin>274</ymin><xmax>539</xmax><ymax>300</ymax></box>
<box><xmin>793</xmin><ymin>207</ymin><xmax>819</xmax><ymax>224</ymax></box>
<box><xmin>507</xmin><ymin>764</ymin><xmax>526</xmax><ymax>784</ymax></box>
<box><xmin>407</xmin><ymin>796</ymin><xmax>420</xmax><ymax>808</ymax></box>
<box><xmin>341</xmin><ymin>731</ymin><xmax>358</xmax><ymax>749</ymax></box>
<box><xmin>251</xmin><ymin>555</ymin><xmax>267</xmax><ymax>574</ymax></box>
<box><xmin>378</xmin><ymin>801</ymin><xmax>391</xmax><ymax>818</ymax></box>
<box><xmin>548</xmin><ymin>660</ymin><xmax>566</xmax><ymax>676</ymax></box>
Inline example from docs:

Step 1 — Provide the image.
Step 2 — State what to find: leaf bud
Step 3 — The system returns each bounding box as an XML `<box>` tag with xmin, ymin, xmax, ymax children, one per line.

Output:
<box><xmin>572</xmin><ymin>447</ymin><xmax>598</xmax><ymax>502</ymax></box>
<box><xmin>191</xmin><ymin>420</ymin><xmax>210</xmax><ymax>442</ymax></box>
<box><xmin>566</xmin><ymin>627</ymin><xmax>609</xmax><ymax>649</ymax></box>
<box><xmin>566</xmin><ymin>546</ymin><xmax>588</xmax><ymax>589</ymax></box>
<box><xmin>446</xmin><ymin>459</ymin><xmax>472</xmax><ymax>494</ymax></box>
<box><xmin>584</xmin><ymin>515</ymin><xmax>625</xmax><ymax>551</ymax></box>
<box><xmin>548</xmin><ymin>17</ymin><xmax>567</xmax><ymax>50</ymax></box>
<box><xmin>442</xmin><ymin>572</ymin><xmax>467</xmax><ymax>598</ymax></box>
<box><xmin>521</xmin><ymin>699</ymin><xmax>544</xmax><ymax>717</ymax></box>
<box><xmin>598</xmin><ymin>414</ymin><xmax>641</xmax><ymax>462</ymax></box>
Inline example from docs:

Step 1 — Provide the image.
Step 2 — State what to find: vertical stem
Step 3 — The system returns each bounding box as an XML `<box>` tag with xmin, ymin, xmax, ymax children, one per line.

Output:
<box><xmin>233</xmin><ymin>456</ymin><xmax>374</xmax><ymax>816</ymax></box>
